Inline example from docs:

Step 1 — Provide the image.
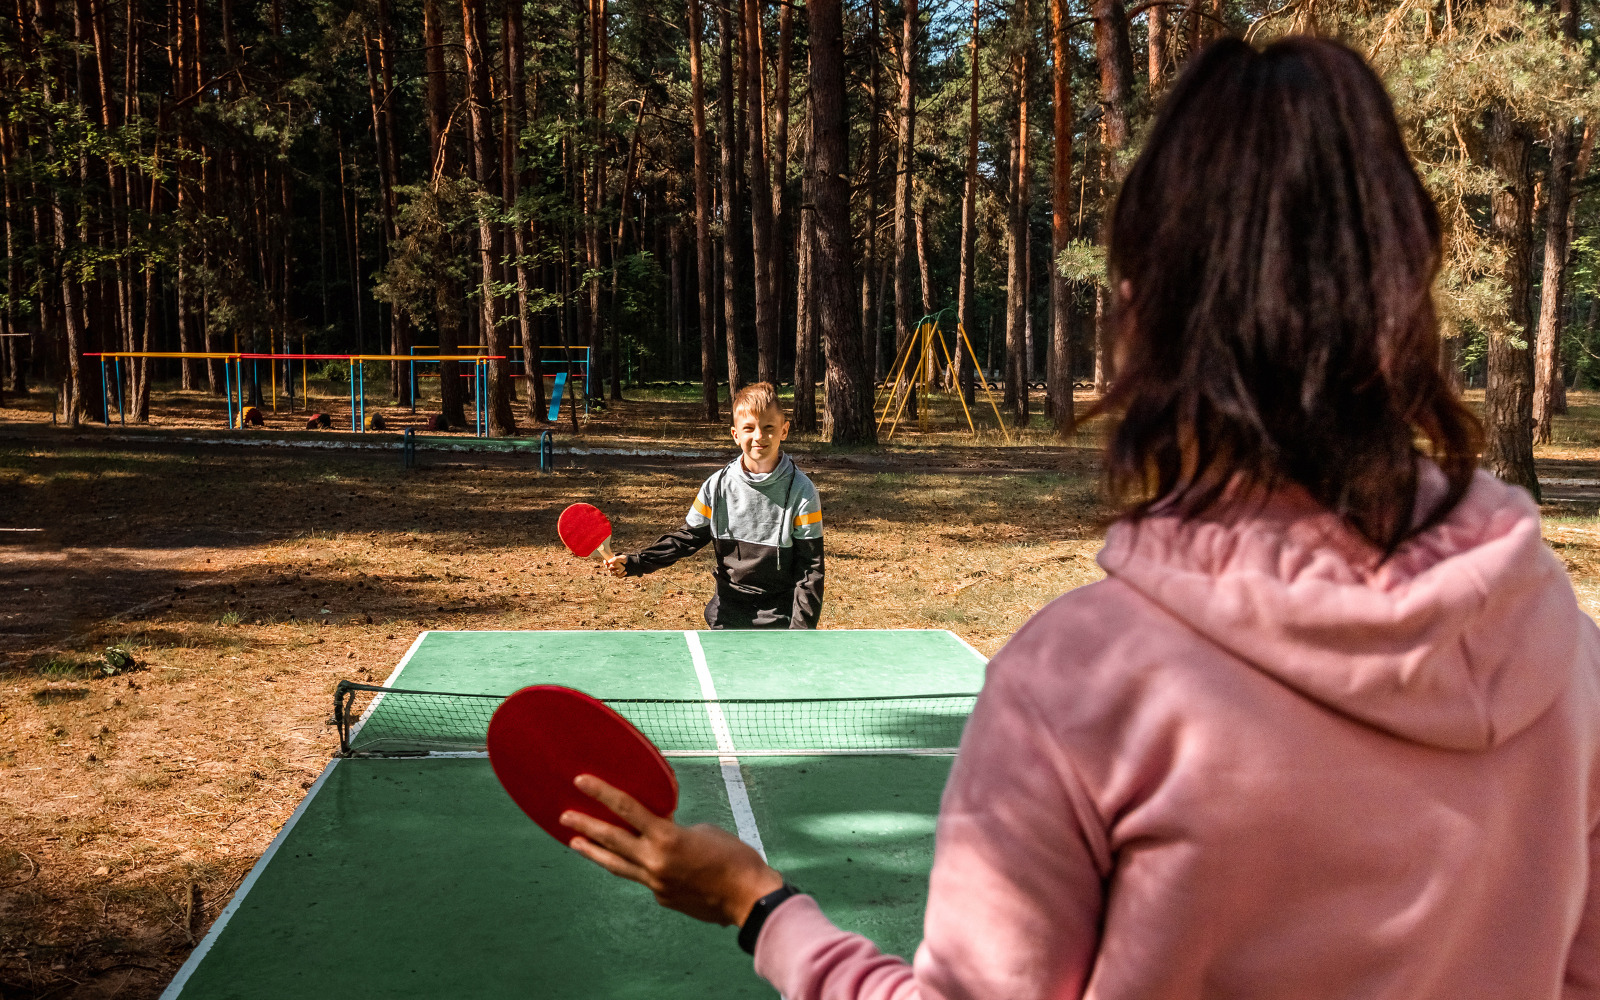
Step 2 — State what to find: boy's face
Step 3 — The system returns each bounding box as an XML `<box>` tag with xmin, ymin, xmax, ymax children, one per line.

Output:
<box><xmin>731</xmin><ymin>403</ymin><xmax>789</xmax><ymax>474</ymax></box>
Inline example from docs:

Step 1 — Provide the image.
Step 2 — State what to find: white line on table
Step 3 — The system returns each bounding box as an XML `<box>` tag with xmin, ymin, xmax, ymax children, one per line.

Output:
<box><xmin>684</xmin><ymin>630</ymin><xmax>767</xmax><ymax>861</ymax></box>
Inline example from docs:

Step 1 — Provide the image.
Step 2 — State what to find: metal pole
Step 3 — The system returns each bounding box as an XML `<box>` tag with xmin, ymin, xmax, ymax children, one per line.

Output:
<box><xmin>224</xmin><ymin>358</ymin><xmax>233</xmax><ymax>429</ymax></box>
<box><xmin>349</xmin><ymin>358</ymin><xmax>355</xmax><ymax>432</ymax></box>
<box><xmin>116</xmin><ymin>358</ymin><xmax>125</xmax><ymax>426</ymax></box>
<box><xmin>409</xmin><ymin>346</ymin><xmax>417</xmax><ymax>414</ymax></box>
<box><xmin>101</xmin><ymin>358</ymin><xmax>110</xmax><ymax>426</ymax></box>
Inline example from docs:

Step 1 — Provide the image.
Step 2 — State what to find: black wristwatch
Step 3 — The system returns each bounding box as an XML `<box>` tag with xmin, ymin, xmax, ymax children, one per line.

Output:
<box><xmin>738</xmin><ymin>883</ymin><xmax>802</xmax><ymax>955</ymax></box>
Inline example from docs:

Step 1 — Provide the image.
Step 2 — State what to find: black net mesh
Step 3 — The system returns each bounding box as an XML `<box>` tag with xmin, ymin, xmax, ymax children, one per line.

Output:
<box><xmin>334</xmin><ymin>681</ymin><xmax>978</xmax><ymax>758</ymax></box>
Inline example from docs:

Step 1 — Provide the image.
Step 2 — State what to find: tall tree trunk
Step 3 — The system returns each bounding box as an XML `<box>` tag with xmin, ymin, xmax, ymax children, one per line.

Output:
<box><xmin>172</xmin><ymin>0</ymin><xmax>195</xmax><ymax>391</ymax></box>
<box><xmin>363</xmin><ymin>24</ymin><xmax>393</xmax><ymax>389</ymax></box>
<box><xmin>957</xmin><ymin>0</ymin><xmax>979</xmax><ymax>407</ymax></box>
<box><xmin>460</xmin><ymin>0</ymin><xmax>514</xmax><ymax>434</ymax></box>
<box><xmin>862</xmin><ymin>0</ymin><xmax>882</xmax><ymax>378</ymax></box>
<box><xmin>809</xmin><ymin>0</ymin><xmax>875</xmax><ymax>444</ymax></box>
<box><xmin>505</xmin><ymin>1</ymin><xmax>544</xmax><ymax>422</ymax></box>
<box><xmin>773</xmin><ymin>0</ymin><xmax>793</xmax><ymax>372</ymax></box>
<box><xmin>378</xmin><ymin>0</ymin><xmax>406</xmax><ymax>400</ymax></box>
<box><xmin>425</xmin><ymin>0</ymin><xmax>464</xmax><ymax>427</ymax></box>
<box><xmin>1005</xmin><ymin>17</ymin><xmax>1029</xmax><ymax>425</ymax></box>
<box><xmin>745</xmin><ymin>0</ymin><xmax>778</xmax><ymax>385</ymax></box>
<box><xmin>1534</xmin><ymin>0</ymin><xmax>1579</xmax><ymax>442</ymax></box>
<box><xmin>1484</xmin><ymin>105</ymin><xmax>1539</xmax><ymax>498</ymax></box>
<box><xmin>1093</xmin><ymin>0</ymin><xmax>1132</xmax><ymax>393</ymax></box>
<box><xmin>586</xmin><ymin>0</ymin><xmax>612</xmax><ymax>402</ymax></box>
<box><xmin>1534</xmin><ymin>119</ymin><xmax>1576</xmax><ymax>444</ymax></box>
<box><xmin>914</xmin><ymin>192</ymin><xmax>935</xmax><ymax>387</ymax></box>
<box><xmin>1049</xmin><ymin>0</ymin><xmax>1073</xmax><ymax>433</ymax></box>
<box><xmin>892</xmin><ymin>0</ymin><xmax>917</xmax><ymax>418</ymax></box>
<box><xmin>718</xmin><ymin>0</ymin><xmax>744</xmax><ymax>393</ymax></box>
<box><xmin>35</xmin><ymin>0</ymin><xmax>87</xmax><ymax>423</ymax></box>
<box><xmin>793</xmin><ymin>105</ymin><xmax>818</xmax><ymax>433</ymax></box>
<box><xmin>1147</xmin><ymin>2</ymin><xmax>1166</xmax><ymax>93</ymax></box>
<box><xmin>688</xmin><ymin>0</ymin><xmax>719</xmax><ymax>421</ymax></box>
<box><xmin>0</xmin><ymin>116</ymin><xmax>22</xmax><ymax>402</ymax></box>
<box><xmin>89</xmin><ymin>0</ymin><xmax>133</xmax><ymax>414</ymax></box>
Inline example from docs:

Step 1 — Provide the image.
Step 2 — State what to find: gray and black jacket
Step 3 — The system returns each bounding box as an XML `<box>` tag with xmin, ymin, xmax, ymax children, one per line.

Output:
<box><xmin>624</xmin><ymin>454</ymin><xmax>824</xmax><ymax>629</ymax></box>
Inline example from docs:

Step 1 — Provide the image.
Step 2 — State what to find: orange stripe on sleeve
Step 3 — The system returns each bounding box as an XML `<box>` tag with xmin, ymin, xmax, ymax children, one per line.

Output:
<box><xmin>692</xmin><ymin>499</ymin><xmax>714</xmax><ymax>519</ymax></box>
<box><xmin>794</xmin><ymin>511</ymin><xmax>822</xmax><ymax>526</ymax></box>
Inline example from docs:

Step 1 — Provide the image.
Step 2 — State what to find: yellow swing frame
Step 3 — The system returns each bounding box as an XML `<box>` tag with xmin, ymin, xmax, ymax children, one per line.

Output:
<box><xmin>875</xmin><ymin>310</ymin><xmax>1011</xmax><ymax>443</ymax></box>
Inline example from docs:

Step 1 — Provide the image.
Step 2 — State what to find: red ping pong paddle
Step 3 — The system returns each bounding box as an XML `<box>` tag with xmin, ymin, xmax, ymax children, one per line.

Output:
<box><xmin>558</xmin><ymin>503</ymin><xmax>615</xmax><ymax>561</ymax></box>
<box><xmin>487</xmin><ymin>685</ymin><xmax>678</xmax><ymax>845</ymax></box>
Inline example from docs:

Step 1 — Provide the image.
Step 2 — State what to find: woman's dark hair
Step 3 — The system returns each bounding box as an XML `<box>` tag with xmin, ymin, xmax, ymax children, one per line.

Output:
<box><xmin>1100</xmin><ymin>36</ymin><xmax>1482</xmax><ymax>553</ymax></box>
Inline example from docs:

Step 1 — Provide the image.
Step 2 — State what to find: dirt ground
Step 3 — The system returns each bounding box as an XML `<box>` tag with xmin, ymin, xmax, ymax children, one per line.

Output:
<box><xmin>4</xmin><ymin>386</ymin><xmax>1600</xmax><ymax>999</ymax></box>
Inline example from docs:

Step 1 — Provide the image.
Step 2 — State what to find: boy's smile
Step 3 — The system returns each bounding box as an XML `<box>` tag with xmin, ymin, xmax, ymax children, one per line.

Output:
<box><xmin>732</xmin><ymin>404</ymin><xmax>790</xmax><ymax>475</ymax></box>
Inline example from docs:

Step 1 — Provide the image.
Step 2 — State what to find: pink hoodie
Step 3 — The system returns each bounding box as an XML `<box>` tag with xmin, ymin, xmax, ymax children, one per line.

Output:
<box><xmin>756</xmin><ymin>469</ymin><xmax>1600</xmax><ymax>999</ymax></box>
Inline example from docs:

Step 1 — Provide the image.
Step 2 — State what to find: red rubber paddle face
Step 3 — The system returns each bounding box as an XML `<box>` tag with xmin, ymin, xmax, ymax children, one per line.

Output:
<box><xmin>557</xmin><ymin>503</ymin><xmax>613</xmax><ymax>558</ymax></box>
<box><xmin>487</xmin><ymin>686</ymin><xmax>678</xmax><ymax>846</ymax></box>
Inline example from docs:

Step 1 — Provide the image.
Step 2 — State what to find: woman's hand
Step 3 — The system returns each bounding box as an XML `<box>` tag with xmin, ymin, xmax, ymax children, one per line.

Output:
<box><xmin>561</xmin><ymin>774</ymin><xmax>785</xmax><ymax>926</ymax></box>
<box><xmin>603</xmin><ymin>554</ymin><xmax>628</xmax><ymax>578</ymax></box>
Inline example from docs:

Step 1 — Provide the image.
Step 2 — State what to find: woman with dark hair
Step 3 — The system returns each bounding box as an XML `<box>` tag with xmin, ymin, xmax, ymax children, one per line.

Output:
<box><xmin>560</xmin><ymin>37</ymin><xmax>1600</xmax><ymax>999</ymax></box>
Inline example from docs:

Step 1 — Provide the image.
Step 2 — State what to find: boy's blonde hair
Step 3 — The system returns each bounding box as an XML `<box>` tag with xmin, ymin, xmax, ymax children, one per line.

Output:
<box><xmin>731</xmin><ymin>382</ymin><xmax>783</xmax><ymax>420</ymax></box>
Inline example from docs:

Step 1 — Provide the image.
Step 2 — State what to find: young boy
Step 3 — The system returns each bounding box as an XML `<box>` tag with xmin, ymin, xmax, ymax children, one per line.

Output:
<box><xmin>606</xmin><ymin>383</ymin><xmax>824</xmax><ymax>629</ymax></box>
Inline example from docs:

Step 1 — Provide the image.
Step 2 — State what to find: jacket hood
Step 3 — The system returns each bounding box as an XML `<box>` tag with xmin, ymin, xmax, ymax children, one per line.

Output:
<box><xmin>731</xmin><ymin>453</ymin><xmax>796</xmax><ymax>497</ymax></box>
<box><xmin>1097</xmin><ymin>468</ymin><xmax>1581</xmax><ymax>751</ymax></box>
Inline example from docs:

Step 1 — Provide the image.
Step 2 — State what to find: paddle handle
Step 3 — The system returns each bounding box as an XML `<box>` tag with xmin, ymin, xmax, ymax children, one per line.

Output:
<box><xmin>597</xmin><ymin>537</ymin><xmax>614</xmax><ymax>562</ymax></box>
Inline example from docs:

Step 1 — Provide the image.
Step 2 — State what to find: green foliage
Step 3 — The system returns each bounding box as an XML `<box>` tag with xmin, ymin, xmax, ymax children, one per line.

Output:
<box><xmin>375</xmin><ymin>180</ymin><xmax>480</xmax><ymax>338</ymax></box>
<box><xmin>1055</xmin><ymin>241</ymin><xmax>1108</xmax><ymax>287</ymax></box>
<box><xmin>312</xmin><ymin>360</ymin><xmax>387</xmax><ymax>384</ymax></box>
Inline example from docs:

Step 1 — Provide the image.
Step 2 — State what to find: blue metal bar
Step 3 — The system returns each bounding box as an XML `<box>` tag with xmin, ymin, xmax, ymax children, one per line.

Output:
<box><xmin>101</xmin><ymin>358</ymin><xmax>110</xmax><ymax>425</ymax></box>
<box><xmin>224</xmin><ymin>358</ymin><xmax>233</xmax><ymax>429</ymax></box>
<box><xmin>348</xmin><ymin>358</ymin><xmax>355</xmax><ymax>433</ymax></box>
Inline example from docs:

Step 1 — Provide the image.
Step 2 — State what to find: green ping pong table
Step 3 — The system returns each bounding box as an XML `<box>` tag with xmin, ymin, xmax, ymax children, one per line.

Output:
<box><xmin>159</xmin><ymin>629</ymin><xmax>987</xmax><ymax>999</ymax></box>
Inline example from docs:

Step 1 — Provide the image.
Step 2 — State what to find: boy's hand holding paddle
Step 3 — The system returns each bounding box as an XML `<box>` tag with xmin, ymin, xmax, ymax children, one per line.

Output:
<box><xmin>559</xmin><ymin>502</ymin><xmax>628</xmax><ymax>577</ymax></box>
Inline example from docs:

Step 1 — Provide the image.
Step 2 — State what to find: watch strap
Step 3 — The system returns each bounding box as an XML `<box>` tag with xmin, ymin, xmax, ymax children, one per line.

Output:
<box><xmin>738</xmin><ymin>883</ymin><xmax>802</xmax><ymax>955</ymax></box>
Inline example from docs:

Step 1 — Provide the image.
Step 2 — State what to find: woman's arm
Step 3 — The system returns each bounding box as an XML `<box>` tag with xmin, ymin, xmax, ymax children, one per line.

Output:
<box><xmin>1566</xmin><ymin>819</ymin><xmax>1600</xmax><ymax>996</ymax></box>
<box><xmin>752</xmin><ymin>670</ymin><xmax>1108</xmax><ymax>1000</ymax></box>
<box><xmin>561</xmin><ymin>662</ymin><xmax>1110</xmax><ymax>1000</ymax></box>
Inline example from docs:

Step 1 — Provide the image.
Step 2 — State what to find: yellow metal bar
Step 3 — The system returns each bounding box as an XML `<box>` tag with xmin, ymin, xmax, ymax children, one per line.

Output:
<box><xmin>85</xmin><ymin>352</ymin><xmax>503</xmax><ymax>362</ymax></box>
<box><xmin>320</xmin><ymin>354</ymin><xmax>508</xmax><ymax>362</ymax></box>
<box><xmin>921</xmin><ymin>320</ymin><xmax>937</xmax><ymax>430</ymax></box>
<box><xmin>884</xmin><ymin>326</ymin><xmax>928</xmax><ymax>441</ymax></box>
<box><xmin>934</xmin><ymin>325</ymin><xmax>980</xmax><ymax>436</ymax></box>
<box><xmin>958</xmin><ymin>323</ymin><xmax>1012</xmax><ymax>444</ymax></box>
<box><xmin>84</xmin><ymin>351</ymin><xmax>244</xmax><ymax>359</ymax></box>
<box><xmin>875</xmin><ymin>326</ymin><xmax>921</xmax><ymax>432</ymax></box>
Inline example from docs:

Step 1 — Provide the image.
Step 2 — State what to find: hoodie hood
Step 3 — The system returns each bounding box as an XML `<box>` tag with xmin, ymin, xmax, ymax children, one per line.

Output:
<box><xmin>732</xmin><ymin>452</ymin><xmax>797</xmax><ymax>500</ymax></box>
<box><xmin>1097</xmin><ymin>468</ymin><xmax>1582</xmax><ymax>751</ymax></box>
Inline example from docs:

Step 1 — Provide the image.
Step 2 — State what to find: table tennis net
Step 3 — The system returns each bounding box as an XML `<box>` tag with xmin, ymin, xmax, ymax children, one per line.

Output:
<box><xmin>334</xmin><ymin>680</ymin><xmax>978</xmax><ymax>758</ymax></box>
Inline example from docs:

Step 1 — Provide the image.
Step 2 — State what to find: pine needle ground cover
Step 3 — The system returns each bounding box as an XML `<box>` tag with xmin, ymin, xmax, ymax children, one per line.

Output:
<box><xmin>4</xmin><ymin>394</ymin><xmax>1600</xmax><ymax>998</ymax></box>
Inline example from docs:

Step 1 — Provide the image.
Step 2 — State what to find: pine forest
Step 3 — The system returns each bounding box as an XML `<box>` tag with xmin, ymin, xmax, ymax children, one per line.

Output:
<box><xmin>0</xmin><ymin>0</ymin><xmax>1595</xmax><ymax>488</ymax></box>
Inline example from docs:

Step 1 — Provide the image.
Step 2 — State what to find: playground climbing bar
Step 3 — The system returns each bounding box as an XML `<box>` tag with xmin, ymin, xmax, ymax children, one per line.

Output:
<box><xmin>84</xmin><ymin>352</ymin><xmax>503</xmax><ymax>436</ymax></box>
